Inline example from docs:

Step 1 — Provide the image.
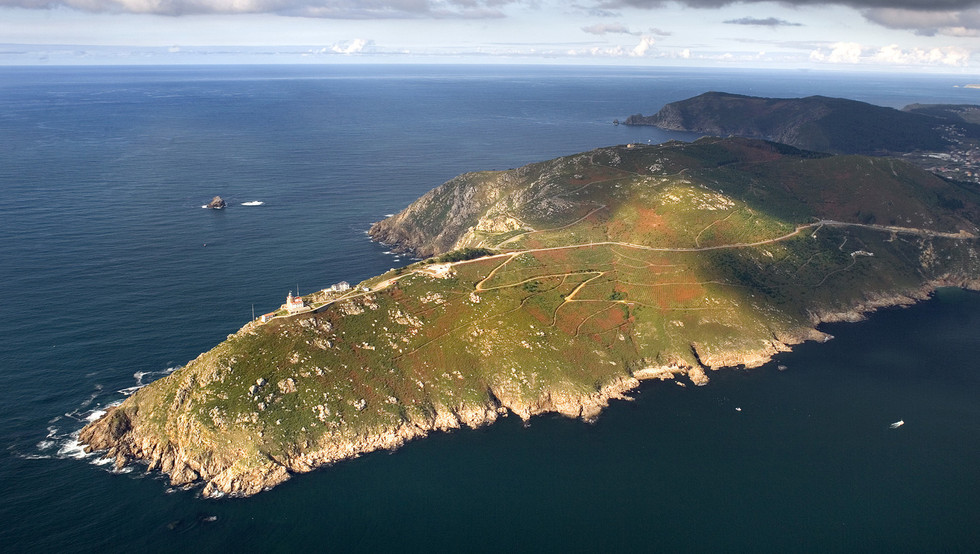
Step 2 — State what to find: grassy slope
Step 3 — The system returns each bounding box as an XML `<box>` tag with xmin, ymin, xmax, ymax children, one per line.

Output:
<box><xmin>87</xmin><ymin>137</ymin><xmax>980</xmax><ymax>493</ymax></box>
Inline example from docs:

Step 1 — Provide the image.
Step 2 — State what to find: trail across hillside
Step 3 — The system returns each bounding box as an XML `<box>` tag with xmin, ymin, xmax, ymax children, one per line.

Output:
<box><xmin>273</xmin><ymin>219</ymin><xmax>975</xmax><ymax>324</ymax></box>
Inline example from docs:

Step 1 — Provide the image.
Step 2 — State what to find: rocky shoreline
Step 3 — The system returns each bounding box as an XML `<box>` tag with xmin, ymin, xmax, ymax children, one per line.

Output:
<box><xmin>79</xmin><ymin>277</ymin><xmax>979</xmax><ymax>498</ymax></box>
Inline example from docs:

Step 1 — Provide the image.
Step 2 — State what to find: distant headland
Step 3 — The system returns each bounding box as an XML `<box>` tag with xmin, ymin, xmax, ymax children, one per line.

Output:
<box><xmin>624</xmin><ymin>92</ymin><xmax>980</xmax><ymax>183</ymax></box>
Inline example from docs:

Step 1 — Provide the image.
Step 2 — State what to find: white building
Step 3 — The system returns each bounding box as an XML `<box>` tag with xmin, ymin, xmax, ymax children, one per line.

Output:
<box><xmin>285</xmin><ymin>291</ymin><xmax>305</xmax><ymax>314</ymax></box>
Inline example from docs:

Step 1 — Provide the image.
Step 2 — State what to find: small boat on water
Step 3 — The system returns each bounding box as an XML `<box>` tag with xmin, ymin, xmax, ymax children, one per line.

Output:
<box><xmin>889</xmin><ymin>420</ymin><xmax>904</xmax><ymax>429</ymax></box>
<box><xmin>242</xmin><ymin>201</ymin><xmax>264</xmax><ymax>206</ymax></box>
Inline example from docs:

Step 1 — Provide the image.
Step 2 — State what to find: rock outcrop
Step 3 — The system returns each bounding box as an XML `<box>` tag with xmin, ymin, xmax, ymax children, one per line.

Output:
<box><xmin>206</xmin><ymin>196</ymin><xmax>226</xmax><ymax>209</ymax></box>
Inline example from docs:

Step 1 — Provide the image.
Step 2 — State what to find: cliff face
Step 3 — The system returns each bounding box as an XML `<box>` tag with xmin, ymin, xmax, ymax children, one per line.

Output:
<box><xmin>81</xmin><ymin>138</ymin><xmax>980</xmax><ymax>497</ymax></box>
<box><xmin>625</xmin><ymin>92</ymin><xmax>971</xmax><ymax>155</ymax></box>
<box><xmin>367</xmin><ymin>170</ymin><xmax>524</xmax><ymax>258</ymax></box>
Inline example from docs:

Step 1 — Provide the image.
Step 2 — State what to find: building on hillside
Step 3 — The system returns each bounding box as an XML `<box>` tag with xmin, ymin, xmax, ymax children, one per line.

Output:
<box><xmin>261</xmin><ymin>312</ymin><xmax>276</xmax><ymax>323</ymax></box>
<box><xmin>330</xmin><ymin>281</ymin><xmax>351</xmax><ymax>292</ymax></box>
<box><xmin>286</xmin><ymin>291</ymin><xmax>305</xmax><ymax>314</ymax></box>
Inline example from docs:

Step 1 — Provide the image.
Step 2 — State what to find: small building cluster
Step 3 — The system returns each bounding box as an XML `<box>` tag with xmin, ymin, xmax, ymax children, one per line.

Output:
<box><xmin>329</xmin><ymin>281</ymin><xmax>351</xmax><ymax>293</ymax></box>
<box><xmin>258</xmin><ymin>280</ymin><xmax>353</xmax><ymax>324</ymax></box>
<box><xmin>285</xmin><ymin>291</ymin><xmax>306</xmax><ymax>314</ymax></box>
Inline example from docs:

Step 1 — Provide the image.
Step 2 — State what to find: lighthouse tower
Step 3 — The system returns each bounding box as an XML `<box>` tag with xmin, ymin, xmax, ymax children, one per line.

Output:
<box><xmin>286</xmin><ymin>291</ymin><xmax>305</xmax><ymax>313</ymax></box>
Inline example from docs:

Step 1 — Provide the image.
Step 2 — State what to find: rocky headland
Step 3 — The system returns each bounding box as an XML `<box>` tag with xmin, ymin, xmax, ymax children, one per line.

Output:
<box><xmin>624</xmin><ymin>92</ymin><xmax>980</xmax><ymax>157</ymax></box>
<box><xmin>82</xmin><ymin>137</ymin><xmax>980</xmax><ymax>497</ymax></box>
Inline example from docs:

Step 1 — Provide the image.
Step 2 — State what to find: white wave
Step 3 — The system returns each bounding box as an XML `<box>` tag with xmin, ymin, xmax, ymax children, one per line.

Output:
<box><xmin>37</xmin><ymin>440</ymin><xmax>56</xmax><ymax>451</ymax></box>
<box><xmin>241</xmin><ymin>201</ymin><xmax>264</xmax><ymax>206</ymax></box>
<box><xmin>48</xmin><ymin>429</ymin><xmax>116</xmax><ymax>467</ymax></box>
<box><xmin>56</xmin><ymin>431</ymin><xmax>89</xmax><ymax>460</ymax></box>
<box><xmin>134</xmin><ymin>366</ymin><xmax>177</xmax><ymax>387</ymax></box>
<box><xmin>117</xmin><ymin>386</ymin><xmax>141</xmax><ymax>395</ymax></box>
<box><xmin>75</xmin><ymin>386</ymin><xmax>103</xmax><ymax>413</ymax></box>
<box><xmin>385</xmin><ymin>213</ymin><xmax>395</xmax><ymax>217</ymax></box>
<box><xmin>21</xmin><ymin>453</ymin><xmax>53</xmax><ymax>460</ymax></box>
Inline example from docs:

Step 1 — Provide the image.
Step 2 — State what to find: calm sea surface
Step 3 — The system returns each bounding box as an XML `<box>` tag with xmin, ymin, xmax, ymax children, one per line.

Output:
<box><xmin>0</xmin><ymin>65</ymin><xmax>978</xmax><ymax>552</ymax></box>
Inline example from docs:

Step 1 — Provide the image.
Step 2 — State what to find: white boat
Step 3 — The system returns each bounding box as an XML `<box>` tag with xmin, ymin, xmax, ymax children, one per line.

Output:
<box><xmin>241</xmin><ymin>201</ymin><xmax>264</xmax><ymax>206</ymax></box>
<box><xmin>889</xmin><ymin>420</ymin><xmax>904</xmax><ymax>429</ymax></box>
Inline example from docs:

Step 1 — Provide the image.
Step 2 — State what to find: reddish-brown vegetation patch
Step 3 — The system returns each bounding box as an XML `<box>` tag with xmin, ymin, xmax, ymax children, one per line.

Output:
<box><xmin>578</xmin><ymin>303</ymin><xmax>630</xmax><ymax>336</ymax></box>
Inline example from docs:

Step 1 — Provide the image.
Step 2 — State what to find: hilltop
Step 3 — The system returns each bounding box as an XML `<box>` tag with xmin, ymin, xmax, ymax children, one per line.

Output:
<box><xmin>81</xmin><ymin>137</ymin><xmax>980</xmax><ymax>497</ymax></box>
<box><xmin>623</xmin><ymin>92</ymin><xmax>980</xmax><ymax>157</ymax></box>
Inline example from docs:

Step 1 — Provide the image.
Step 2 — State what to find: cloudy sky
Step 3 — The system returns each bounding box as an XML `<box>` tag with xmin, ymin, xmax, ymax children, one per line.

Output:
<box><xmin>2</xmin><ymin>0</ymin><xmax>979</xmax><ymax>70</ymax></box>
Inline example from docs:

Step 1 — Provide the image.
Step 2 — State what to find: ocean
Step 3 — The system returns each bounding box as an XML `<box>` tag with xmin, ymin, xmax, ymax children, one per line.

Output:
<box><xmin>0</xmin><ymin>64</ymin><xmax>978</xmax><ymax>552</ymax></box>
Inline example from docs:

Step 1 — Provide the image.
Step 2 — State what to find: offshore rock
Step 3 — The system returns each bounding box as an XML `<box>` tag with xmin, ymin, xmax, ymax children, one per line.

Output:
<box><xmin>206</xmin><ymin>196</ymin><xmax>227</xmax><ymax>209</ymax></box>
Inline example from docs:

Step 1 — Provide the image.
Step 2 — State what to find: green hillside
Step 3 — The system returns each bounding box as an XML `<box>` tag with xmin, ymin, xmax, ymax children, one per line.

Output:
<box><xmin>82</xmin><ymin>138</ymin><xmax>980</xmax><ymax>497</ymax></box>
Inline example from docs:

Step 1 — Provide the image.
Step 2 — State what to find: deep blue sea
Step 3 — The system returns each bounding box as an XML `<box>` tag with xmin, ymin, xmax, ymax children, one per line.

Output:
<box><xmin>1</xmin><ymin>65</ymin><xmax>978</xmax><ymax>552</ymax></box>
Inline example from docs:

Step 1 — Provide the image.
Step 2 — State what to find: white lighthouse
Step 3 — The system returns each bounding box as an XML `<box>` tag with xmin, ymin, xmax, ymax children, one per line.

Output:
<box><xmin>285</xmin><ymin>291</ymin><xmax>305</xmax><ymax>314</ymax></box>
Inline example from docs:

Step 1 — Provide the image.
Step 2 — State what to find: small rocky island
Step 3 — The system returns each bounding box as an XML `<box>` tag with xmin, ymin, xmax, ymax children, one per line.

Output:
<box><xmin>82</xmin><ymin>137</ymin><xmax>980</xmax><ymax>497</ymax></box>
<box><xmin>206</xmin><ymin>196</ymin><xmax>227</xmax><ymax>209</ymax></box>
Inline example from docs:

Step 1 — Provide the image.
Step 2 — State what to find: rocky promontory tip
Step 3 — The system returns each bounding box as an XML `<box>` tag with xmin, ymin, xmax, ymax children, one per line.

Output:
<box><xmin>206</xmin><ymin>196</ymin><xmax>226</xmax><ymax>209</ymax></box>
<box><xmin>82</xmin><ymin>137</ymin><xmax>980</xmax><ymax>498</ymax></box>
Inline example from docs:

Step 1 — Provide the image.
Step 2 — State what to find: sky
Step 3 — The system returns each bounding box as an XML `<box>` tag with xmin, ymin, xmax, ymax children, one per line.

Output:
<box><xmin>1</xmin><ymin>0</ymin><xmax>979</xmax><ymax>70</ymax></box>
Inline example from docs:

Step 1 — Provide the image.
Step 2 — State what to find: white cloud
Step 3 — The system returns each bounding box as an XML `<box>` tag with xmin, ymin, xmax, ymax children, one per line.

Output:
<box><xmin>330</xmin><ymin>38</ymin><xmax>374</xmax><ymax>54</ymax></box>
<box><xmin>809</xmin><ymin>41</ymin><xmax>863</xmax><ymax>63</ymax></box>
<box><xmin>630</xmin><ymin>35</ymin><xmax>656</xmax><ymax>56</ymax></box>
<box><xmin>871</xmin><ymin>43</ymin><xmax>971</xmax><ymax>65</ymax></box>
<box><xmin>810</xmin><ymin>41</ymin><xmax>971</xmax><ymax>66</ymax></box>
<box><xmin>581</xmin><ymin>22</ymin><xmax>640</xmax><ymax>35</ymax></box>
<box><xmin>563</xmin><ymin>35</ymin><xmax>656</xmax><ymax>57</ymax></box>
<box><xmin>0</xmin><ymin>0</ymin><xmax>521</xmax><ymax>18</ymax></box>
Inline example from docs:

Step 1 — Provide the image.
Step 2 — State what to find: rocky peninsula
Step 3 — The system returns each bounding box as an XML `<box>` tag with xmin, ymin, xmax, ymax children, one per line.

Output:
<box><xmin>82</xmin><ymin>137</ymin><xmax>980</xmax><ymax>497</ymax></box>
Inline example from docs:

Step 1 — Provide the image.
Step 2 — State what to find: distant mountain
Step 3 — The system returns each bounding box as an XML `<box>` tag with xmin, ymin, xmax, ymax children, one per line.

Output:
<box><xmin>624</xmin><ymin>92</ymin><xmax>980</xmax><ymax>156</ymax></box>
